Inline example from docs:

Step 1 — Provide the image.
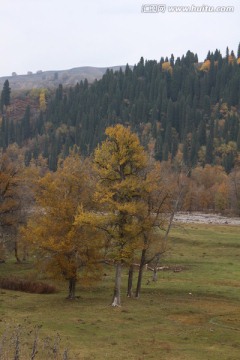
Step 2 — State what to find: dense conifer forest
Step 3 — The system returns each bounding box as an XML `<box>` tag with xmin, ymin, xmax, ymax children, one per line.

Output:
<box><xmin>0</xmin><ymin>46</ymin><xmax>240</xmax><ymax>173</ymax></box>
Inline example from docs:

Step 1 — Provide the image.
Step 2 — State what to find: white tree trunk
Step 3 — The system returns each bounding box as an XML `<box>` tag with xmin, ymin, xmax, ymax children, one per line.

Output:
<box><xmin>111</xmin><ymin>262</ymin><xmax>122</xmax><ymax>306</ymax></box>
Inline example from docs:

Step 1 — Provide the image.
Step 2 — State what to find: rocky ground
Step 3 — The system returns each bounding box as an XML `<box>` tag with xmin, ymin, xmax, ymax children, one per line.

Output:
<box><xmin>173</xmin><ymin>212</ymin><xmax>240</xmax><ymax>226</ymax></box>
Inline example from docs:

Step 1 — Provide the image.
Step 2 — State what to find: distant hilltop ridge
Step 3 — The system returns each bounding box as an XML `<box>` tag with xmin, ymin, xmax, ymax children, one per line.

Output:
<box><xmin>0</xmin><ymin>65</ymin><xmax>130</xmax><ymax>90</ymax></box>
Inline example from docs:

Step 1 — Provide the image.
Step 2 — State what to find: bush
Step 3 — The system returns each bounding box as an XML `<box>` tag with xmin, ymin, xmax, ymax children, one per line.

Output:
<box><xmin>0</xmin><ymin>277</ymin><xmax>56</xmax><ymax>294</ymax></box>
<box><xmin>0</xmin><ymin>325</ymin><xmax>71</xmax><ymax>359</ymax></box>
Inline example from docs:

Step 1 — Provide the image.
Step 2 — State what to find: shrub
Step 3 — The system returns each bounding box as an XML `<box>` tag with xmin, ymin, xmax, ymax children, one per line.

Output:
<box><xmin>0</xmin><ymin>277</ymin><xmax>56</xmax><ymax>294</ymax></box>
<box><xmin>0</xmin><ymin>325</ymin><xmax>71</xmax><ymax>359</ymax></box>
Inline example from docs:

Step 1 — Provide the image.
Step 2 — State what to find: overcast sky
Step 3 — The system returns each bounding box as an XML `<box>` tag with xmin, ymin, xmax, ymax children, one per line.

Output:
<box><xmin>1</xmin><ymin>0</ymin><xmax>239</xmax><ymax>77</ymax></box>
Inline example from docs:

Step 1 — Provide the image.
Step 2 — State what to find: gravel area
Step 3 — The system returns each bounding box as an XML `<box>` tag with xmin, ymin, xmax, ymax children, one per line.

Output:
<box><xmin>173</xmin><ymin>212</ymin><xmax>240</xmax><ymax>226</ymax></box>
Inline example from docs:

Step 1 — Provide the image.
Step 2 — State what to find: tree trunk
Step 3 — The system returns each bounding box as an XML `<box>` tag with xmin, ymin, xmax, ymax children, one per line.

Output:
<box><xmin>153</xmin><ymin>267</ymin><xmax>158</xmax><ymax>282</ymax></box>
<box><xmin>127</xmin><ymin>264</ymin><xmax>134</xmax><ymax>297</ymax></box>
<box><xmin>22</xmin><ymin>245</ymin><xmax>28</xmax><ymax>262</ymax></box>
<box><xmin>152</xmin><ymin>254</ymin><xmax>160</xmax><ymax>282</ymax></box>
<box><xmin>14</xmin><ymin>240</ymin><xmax>21</xmax><ymax>263</ymax></box>
<box><xmin>135</xmin><ymin>248</ymin><xmax>146</xmax><ymax>298</ymax></box>
<box><xmin>67</xmin><ymin>278</ymin><xmax>76</xmax><ymax>299</ymax></box>
<box><xmin>112</xmin><ymin>262</ymin><xmax>122</xmax><ymax>306</ymax></box>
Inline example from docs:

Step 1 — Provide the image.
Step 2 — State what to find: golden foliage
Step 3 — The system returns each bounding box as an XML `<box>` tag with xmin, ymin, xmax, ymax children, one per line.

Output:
<box><xmin>0</xmin><ymin>145</ymin><xmax>24</xmax><ymax>228</ymax></box>
<box><xmin>39</xmin><ymin>89</ymin><xmax>47</xmax><ymax>112</ymax></box>
<box><xmin>228</xmin><ymin>55</ymin><xmax>235</xmax><ymax>64</ymax></box>
<box><xmin>214</xmin><ymin>182</ymin><xmax>229</xmax><ymax>211</ymax></box>
<box><xmin>76</xmin><ymin>125</ymin><xmax>170</xmax><ymax>266</ymax></box>
<box><xmin>22</xmin><ymin>152</ymin><xmax>101</xmax><ymax>285</ymax></box>
<box><xmin>162</xmin><ymin>62</ymin><xmax>173</xmax><ymax>74</ymax></box>
<box><xmin>182</xmin><ymin>165</ymin><xmax>230</xmax><ymax>212</ymax></box>
<box><xmin>200</xmin><ymin>60</ymin><xmax>211</xmax><ymax>72</ymax></box>
<box><xmin>77</xmin><ymin>125</ymin><xmax>146</xmax><ymax>261</ymax></box>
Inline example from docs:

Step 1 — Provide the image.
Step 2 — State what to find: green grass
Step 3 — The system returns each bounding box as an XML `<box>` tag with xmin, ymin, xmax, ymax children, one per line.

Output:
<box><xmin>0</xmin><ymin>224</ymin><xmax>240</xmax><ymax>359</ymax></box>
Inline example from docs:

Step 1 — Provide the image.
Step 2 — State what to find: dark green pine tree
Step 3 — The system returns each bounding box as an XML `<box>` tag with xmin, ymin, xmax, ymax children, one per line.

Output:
<box><xmin>33</xmin><ymin>141</ymin><xmax>39</xmax><ymax>160</ymax></box>
<box><xmin>56</xmin><ymin>84</ymin><xmax>63</xmax><ymax>101</ymax></box>
<box><xmin>1</xmin><ymin>80</ymin><xmax>11</xmax><ymax>112</ymax></box>
<box><xmin>208</xmin><ymin>57</ymin><xmax>216</xmax><ymax>90</ymax></box>
<box><xmin>197</xmin><ymin>115</ymin><xmax>207</xmax><ymax>146</ymax></box>
<box><xmin>162</xmin><ymin>141</ymin><xmax>169</xmax><ymax>161</ymax></box>
<box><xmin>183</xmin><ymin>137</ymin><xmax>190</xmax><ymax>166</ymax></box>
<box><xmin>170</xmin><ymin>67</ymin><xmax>181</xmax><ymax>102</ymax></box>
<box><xmin>171</xmin><ymin>129</ymin><xmax>179</xmax><ymax>159</ymax></box>
<box><xmin>24</xmin><ymin>150</ymin><xmax>32</xmax><ymax>166</ymax></box>
<box><xmin>154</xmin><ymin>131</ymin><xmax>163</xmax><ymax>161</ymax></box>
<box><xmin>228</xmin><ymin>115</ymin><xmax>238</xmax><ymax>141</ymax></box>
<box><xmin>190</xmin><ymin>130</ymin><xmax>199</xmax><ymax>167</ymax></box>
<box><xmin>2</xmin><ymin>117</ymin><xmax>9</xmax><ymax>148</ymax></box>
<box><xmin>48</xmin><ymin>137</ymin><xmax>58</xmax><ymax>171</ymax></box>
<box><xmin>237</xmin><ymin>42</ymin><xmax>240</xmax><ymax>58</ymax></box>
<box><xmin>229</xmin><ymin>73</ymin><xmax>240</xmax><ymax>106</ymax></box>
<box><xmin>205</xmin><ymin>119</ymin><xmax>214</xmax><ymax>164</ymax></box>
<box><xmin>237</xmin><ymin>128</ymin><xmax>240</xmax><ymax>151</ymax></box>
<box><xmin>164</xmin><ymin>120</ymin><xmax>172</xmax><ymax>157</ymax></box>
<box><xmin>21</xmin><ymin>105</ymin><xmax>31</xmax><ymax>141</ymax></box>
<box><xmin>170</xmin><ymin>54</ymin><xmax>174</xmax><ymax>67</ymax></box>
<box><xmin>0</xmin><ymin>118</ymin><xmax>4</xmax><ymax>148</ymax></box>
<box><xmin>203</xmin><ymin>95</ymin><xmax>211</xmax><ymax>116</ymax></box>
<box><xmin>223</xmin><ymin>152</ymin><xmax>235</xmax><ymax>174</ymax></box>
<box><xmin>43</xmin><ymin>136</ymin><xmax>49</xmax><ymax>159</ymax></box>
<box><xmin>225</xmin><ymin>46</ymin><xmax>229</xmax><ymax>63</ymax></box>
<box><xmin>35</xmin><ymin>111</ymin><xmax>44</xmax><ymax>135</ymax></box>
<box><xmin>9</xmin><ymin>119</ymin><xmax>15</xmax><ymax>143</ymax></box>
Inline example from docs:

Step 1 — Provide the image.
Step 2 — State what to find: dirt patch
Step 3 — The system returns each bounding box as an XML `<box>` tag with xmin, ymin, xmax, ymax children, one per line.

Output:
<box><xmin>168</xmin><ymin>313</ymin><xmax>207</xmax><ymax>325</ymax></box>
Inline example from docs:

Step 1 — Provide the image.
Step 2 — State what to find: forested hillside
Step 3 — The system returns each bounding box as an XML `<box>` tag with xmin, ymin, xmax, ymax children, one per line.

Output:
<box><xmin>0</xmin><ymin>46</ymin><xmax>240</xmax><ymax>173</ymax></box>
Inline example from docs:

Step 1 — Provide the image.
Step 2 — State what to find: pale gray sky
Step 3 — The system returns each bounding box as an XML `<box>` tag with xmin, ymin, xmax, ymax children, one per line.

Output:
<box><xmin>1</xmin><ymin>0</ymin><xmax>239</xmax><ymax>77</ymax></box>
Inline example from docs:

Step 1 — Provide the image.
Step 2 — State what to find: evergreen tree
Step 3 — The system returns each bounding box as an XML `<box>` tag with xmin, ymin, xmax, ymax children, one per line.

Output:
<box><xmin>225</xmin><ymin>46</ymin><xmax>229</xmax><ymax>63</ymax></box>
<box><xmin>205</xmin><ymin>119</ymin><xmax>214</xmax><ymax>164</ymax></box>
<box><xmin>237</xmin><ymin>128</ymin><xmax>240</xmax><ymax>151</ymax></box>
<box><xmin>237</xmin><ymin>42</ymin><xmax>240</xmax><ymax>58</ymax></box>
<box><xmin>183</xmin><ymin>137</ymin><xmax>190</xmax><ymax>166</ymax></box>
<box><xmin>190</xmin><ymin>130</ymin><xmax>199</xmax><ymax>166</ymax></box>
<box><xmin>155</xmin><ymin>133</ymin><xmax>163</xmax><ymax>161</ymax></box>
<box><xmin>223</xmin><ymin>152</ymin><xmax>235</xmax><ymax>173</ymax></box>
<box><xmin>1</xmin><ymin>80</ymin><xmax>11</xmax><ymax>112</ymax></box>
<box><xmin>21</xmin><ymin>105</ymin><xmax>31</xmax><ymax>141</ymax></box>
<box><xmin>198</xmin><ymin>115</ymin><xmax>207</xmax><ymax>146</ymax></box>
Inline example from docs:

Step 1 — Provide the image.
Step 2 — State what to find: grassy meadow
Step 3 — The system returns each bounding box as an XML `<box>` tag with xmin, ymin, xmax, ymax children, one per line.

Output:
<box><xmin>0</xmin><ymin>223</ymin><xmax>240</xmax><ymax>359</ymax></box>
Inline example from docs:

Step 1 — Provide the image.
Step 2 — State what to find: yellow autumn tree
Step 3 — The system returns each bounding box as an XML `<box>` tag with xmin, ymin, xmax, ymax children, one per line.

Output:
<box><xmin>22</xmin><ymin>151</ymin><xmax>101</xmax><ymax>299</ymax></box>
<box><xmin>183</xmin><ymin>165</ymin><xmax>229</xmax><ymax>212</ymax></box>
<box><xmin>200</xmin><ymin>59</ymin><xmax>211</xmax><ymax>72</ymax></box>
<box><xmin>75</xmin><ymin>125</ymin><xmax>149</xmax><ymax>306</ymax></box>
<box><xmin>162</xmin><ymin>61</ymin><xmax>173</xmax><ymax>74</ymax></box>
<box><xmin>39</xmin><ymin>89</ymin><xmax>47</xmax><ymax>112</ymax></box>
<box><xmin>228</xmin><ymin>159</ymin><xmax>240</xmax><ymax>215</ymax></box>
<box><xmin>214</xmin><ymin>182</ymin><xmax>229</xmax><ymax>212</ymax></box>
<box><xmin>0</xmin><ymin>145</ymin><xmax>25</xmax><ymax>262</ymax></box>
